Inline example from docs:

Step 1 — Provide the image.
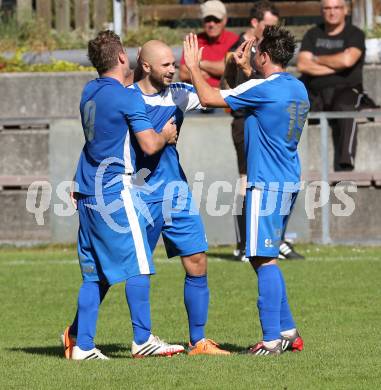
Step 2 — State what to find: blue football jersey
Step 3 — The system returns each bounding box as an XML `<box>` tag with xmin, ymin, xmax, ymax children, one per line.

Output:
<box><xmin>221</xmin><ymin>73</ymin><xmax>310</xmax><ymax>192</ymax></box>
<box><xmin>75</xmin><ymin>77</ymin><xmax>153</xmax><ymax>195</ymax></box>
<box><xmin>128</xmin><ymin>82</ymin><xmax>202</xmax><ymax>202</ymax></box>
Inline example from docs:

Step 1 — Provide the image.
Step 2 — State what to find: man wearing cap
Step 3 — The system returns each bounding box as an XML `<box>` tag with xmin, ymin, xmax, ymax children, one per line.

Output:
<box><xmin>179</xmin><ymin>0</ymin><xmax>239</xmax><ymax>87</ymax></box>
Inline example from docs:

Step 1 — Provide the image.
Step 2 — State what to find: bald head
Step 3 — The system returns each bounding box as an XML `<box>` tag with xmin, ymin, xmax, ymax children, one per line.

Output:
<box><xmin>321</xmin><ymin>0</ymin><xmax>346</xmax><ymax>7</ymax></box>
<box><xmin>138</xmin><ymin>40</ymin><xmax>176</xmax><ymax>90</ymax></box>
<box><xmin>140</xmin><ymin>40</ymin><xmax>174</xmax><ymax>67</ymax></box>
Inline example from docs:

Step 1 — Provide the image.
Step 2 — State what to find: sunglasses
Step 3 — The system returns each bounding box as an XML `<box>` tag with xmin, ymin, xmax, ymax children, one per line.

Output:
<box><xmin>203</xmin><ymin>16</ymin><xmax>222</xmax><ymax>24</ymax></box>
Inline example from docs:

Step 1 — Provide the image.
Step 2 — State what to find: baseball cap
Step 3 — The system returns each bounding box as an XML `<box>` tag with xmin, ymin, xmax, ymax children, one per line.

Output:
<box><xmin>200</xmin><ymin>0</ymin><xmax>227</xmax><ymax>20</ymax></box>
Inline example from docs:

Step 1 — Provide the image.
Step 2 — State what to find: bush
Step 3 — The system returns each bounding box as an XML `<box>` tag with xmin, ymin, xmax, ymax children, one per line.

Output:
<box><xmin>0</xmin><ymin>52</ymin><xmax>94</xmax><ymax>73</ymax></box>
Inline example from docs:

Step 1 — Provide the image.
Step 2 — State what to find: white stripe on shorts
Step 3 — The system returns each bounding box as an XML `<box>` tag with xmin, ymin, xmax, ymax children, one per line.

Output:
<box><xmin>121</xmin><ymin>188</ymin><xmax>150</xmax><ymax>274</ymax></box>
<box><xmin>249</xmin><ymin>188</ymin><xmax>261</xmax><ymax>257</ymax></box>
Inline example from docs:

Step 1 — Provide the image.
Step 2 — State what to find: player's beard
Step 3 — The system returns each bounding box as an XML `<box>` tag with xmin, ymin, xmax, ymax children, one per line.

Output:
<box><xmin>149</xmin><ymin>72</ymin><xmax>174</xmax><ymax>91</ymax></box>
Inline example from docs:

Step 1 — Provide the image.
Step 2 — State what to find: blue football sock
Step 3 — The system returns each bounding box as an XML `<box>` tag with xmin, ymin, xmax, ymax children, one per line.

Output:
<box><xmin>125</xmin><ymin>274</ymin><xmax>151</xmax><ymax>345</ymax></box>
<box><xmin>256</xmin><ymin>264</ymin><xmax>282</xmax><ymax>342</ymax></box>
<box><xmin>278</xmin><ymin>268</ymin><xmax>296</xmax><ymax>332</ymax></box>
<box><xmin>184</xmin><ymin>274</ymin><xmax>209</xmax><ymax>345</ymax></box>
<box><xmin>76</xmin><ymin>281</ymin><xmax>102</xmax><ymax>351</ymax></box>
<box><xmin>70</xmin><ymin>282</ymin><xmax>109</xmax><ymax>338</ymax></box>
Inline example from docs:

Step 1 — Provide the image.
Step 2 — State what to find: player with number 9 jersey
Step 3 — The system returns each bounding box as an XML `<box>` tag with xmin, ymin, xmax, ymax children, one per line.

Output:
<box><xmin>75</xmin><ymin>79</ymin><xmax>154</xmax><ymax>195</ymax></box>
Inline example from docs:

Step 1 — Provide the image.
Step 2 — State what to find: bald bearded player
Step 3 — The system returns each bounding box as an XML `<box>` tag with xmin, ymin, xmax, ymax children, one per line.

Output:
<box><xmin>129</xmin><ymin>40</ymin><xmax>229</xmax><ymax>356</ymax></box>
<box><xmin>65</xmin><ymin>40</ymin><xmax>230</xmax><ymax>357</ymax></box>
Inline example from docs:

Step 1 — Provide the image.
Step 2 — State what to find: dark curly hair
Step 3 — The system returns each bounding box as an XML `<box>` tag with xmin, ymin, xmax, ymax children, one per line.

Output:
<box><xmin>250</xmin><ymin>1</ymin><xmax>279</xmax><ymax>21</ymax></box>
<box><xmin>88</xmin><ymin>30</ymin><xmax>124</xmax><ymax>75</ymax></box>
<box><xmin>258</xmin><ymin>25</ymin><xmax>296</xmax><ymax>68</ymax></box>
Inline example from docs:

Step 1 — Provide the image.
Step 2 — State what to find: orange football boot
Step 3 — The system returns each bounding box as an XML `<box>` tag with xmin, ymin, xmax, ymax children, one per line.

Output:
<box><xmin>188</xmin><ymin>339</ymin><xmax>230</xmax><ymax>356</ymax></box>
<box><xmin>61</xmin><ymin>326</ymin><xmax>76</xmax><ymax>359</ymax></box>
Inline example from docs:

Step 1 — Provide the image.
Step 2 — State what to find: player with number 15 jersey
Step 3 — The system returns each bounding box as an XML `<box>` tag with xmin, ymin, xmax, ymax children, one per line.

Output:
<box><xmin>221</xmin><ymin>72</ymin><xmax>309</xmax><ymax>258</ymax></box>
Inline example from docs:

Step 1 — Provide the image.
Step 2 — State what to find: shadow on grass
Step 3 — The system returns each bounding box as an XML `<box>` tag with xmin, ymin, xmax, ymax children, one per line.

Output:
<box><xmin>218</xmin><ymin>343</ymin><xmax>248</xmax><ymax>354</ymax></box>
<box><xmin>8</xmin><ymin>343</ymin><xmax>129</xmax><ymax>359</ymax></box>
<box><xmin>9</xmin><ymin>342</ymin><xmax>247</xmax><ymax>357</ymax></box>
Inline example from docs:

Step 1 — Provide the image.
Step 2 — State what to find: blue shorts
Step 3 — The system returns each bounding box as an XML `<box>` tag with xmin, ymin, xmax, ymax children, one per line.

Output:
<box><xmin>145</xmin><ymin>193</ymin><xmax>208</xmax><ymax>258</ymax></box>
<box><xmin>77</xmin><ymin>190</ymin><xmax>155</xmax><ymax>286</ymax></box>
<box><xmin>246</xmin><ymin>188</ymin><xmax>298</xmax><ymax>258</ymax></box>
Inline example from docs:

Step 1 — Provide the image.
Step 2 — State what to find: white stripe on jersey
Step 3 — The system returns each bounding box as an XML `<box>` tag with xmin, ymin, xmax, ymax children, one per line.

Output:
<box><xmin>129</xmin><ymin>83</ymin><xmax>202</xmax><ymax>113</ymax></box>
<box><xmin>121</xmin><ymin>188</ymin><xmax>150</xmax><ymax>274</ymax></box>
<box><xmin>220</xmin><ymin>73</ymin><xmax>280</xmax><ymax>99</ymax></box>
<box><xmin>249</xmin><ymin>188</ymin><xmax>261</xmax><ymax>256</ymax></box>
<box><xmin>123</xmin><ymin>127</ymin><xmax>133</xmax><ymax>175</ymax></box>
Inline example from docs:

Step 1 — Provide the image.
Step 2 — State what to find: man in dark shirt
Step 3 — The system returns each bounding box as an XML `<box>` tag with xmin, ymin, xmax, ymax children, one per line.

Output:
<box><xmin>297</xmin><ymin>0</ymin><xmax>365</xmax><ymax>171</ymax></box>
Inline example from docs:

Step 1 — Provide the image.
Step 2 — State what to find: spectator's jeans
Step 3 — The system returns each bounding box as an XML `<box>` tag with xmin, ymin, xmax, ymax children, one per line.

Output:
<box><xmin>309</xmin><ymin>85</ymin><xmax>363</xmax><ymax>171</ymax></box>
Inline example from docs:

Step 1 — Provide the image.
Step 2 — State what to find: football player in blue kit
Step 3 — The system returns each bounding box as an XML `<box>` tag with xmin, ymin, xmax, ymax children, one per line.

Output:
<box><xmin>184</xmin><ymin>26</ymin><xmax>308</xmax><ymax>355</ymax></box>
<box><xmin>129</xmin><ymin>40</ymin><xmax>229</xmax><ymax>355</ymax></box>
<box><xmin>61</xmin><ymin>30</ymin><xmax>185</xmax><ymax>360</ymax></box>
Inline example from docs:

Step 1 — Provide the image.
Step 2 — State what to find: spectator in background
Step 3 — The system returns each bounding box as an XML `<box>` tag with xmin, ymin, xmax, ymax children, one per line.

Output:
<box><xmin>297</xmin><ymin>0</ymin><xmax>365</xmax><ymax>171</ymax></box>
<box><xmin>179</xmin><ymin>0</ymin><xmax>239</xmax><ymax>87</ymax></box>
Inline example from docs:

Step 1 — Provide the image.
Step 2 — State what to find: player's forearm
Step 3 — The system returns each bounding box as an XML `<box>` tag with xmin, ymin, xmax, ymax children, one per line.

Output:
<box><xmin>136</xmin><ymin>129</ymin><xmax>171</xmax><ymax>155</ymax></box>
<box><xmin>222</xmin><ymin>56</ymin><xmax>237</xmax><ymax>89</ymax></box>
<box><xmin>188</xmin><ymin>66</ymin><xmax>227</xmax><ymax>108</ymax></box>
<box><xmin>141</xmin><ymin>133</ymin><xmax>166</xmax><ymax>155</ymax></box>
<box><xmin>223</xmin><ymin>57</ymin><xmax>252</xmax><ymax>88</ymax></box>
<box><xmin>199</xmin><ymin>60</ymin><xmax>225</xmax><ymax>78</ymax></box>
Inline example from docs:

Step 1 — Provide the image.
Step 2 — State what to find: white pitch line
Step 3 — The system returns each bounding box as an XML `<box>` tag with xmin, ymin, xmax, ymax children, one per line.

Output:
<box><xmin>0</xmin><ymin>255</ymin><xmax>379</xmax><ymax>267</ymax></box>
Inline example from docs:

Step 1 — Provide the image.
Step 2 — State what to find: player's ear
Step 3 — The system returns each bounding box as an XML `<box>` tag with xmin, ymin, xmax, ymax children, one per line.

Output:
<box><xmin>250</xmin><ymin>18</ymin><xmax>258</xmax><ymax>29</ymax></box>
<box><xmin>262</xmin><ymin>51</ymin><xmax>268</xmax><ymax>66</ymax></box>
<box><xmin>141</xmin><ymin>61</ymin><xmax>151</xmax><ymax>73</ymax></box>
<box><xmin>119</xmin><ymin>51</ymin><xmax>127</xmax><ymax>64</ymax></box>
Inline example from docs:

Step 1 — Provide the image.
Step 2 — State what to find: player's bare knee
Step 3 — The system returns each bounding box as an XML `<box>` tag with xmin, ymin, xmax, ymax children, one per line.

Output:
<box><xmin>182</xmin><ymin>252</ymin><xmax>207</xmax><ymax>275</ymax></box>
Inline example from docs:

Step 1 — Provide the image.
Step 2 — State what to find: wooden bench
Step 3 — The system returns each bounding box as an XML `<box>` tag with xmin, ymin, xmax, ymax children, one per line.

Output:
<box><xmin>141</xmin><ymin>2</ymin><xmax>324</xmax><ymax>20</ymax></box>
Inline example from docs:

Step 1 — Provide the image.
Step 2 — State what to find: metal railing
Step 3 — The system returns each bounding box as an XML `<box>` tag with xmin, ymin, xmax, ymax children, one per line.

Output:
<box><xmin>308</xmin><ymin>110</ymin><xmax>381</xmax><ymax>244</ymax></box>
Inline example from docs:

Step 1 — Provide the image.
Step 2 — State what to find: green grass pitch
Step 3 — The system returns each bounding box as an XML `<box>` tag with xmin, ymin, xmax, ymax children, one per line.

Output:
<box><xmin>0</xmin><ymin>244</ymin><xmax>380</xmax><ymax>389</ymax></box>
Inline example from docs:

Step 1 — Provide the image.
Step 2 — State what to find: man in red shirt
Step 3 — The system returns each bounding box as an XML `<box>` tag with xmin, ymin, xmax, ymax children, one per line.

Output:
<box><xmin>179</xmin><ymin>0</ymin><xmax>238</xmax><ymax>87</ymax></box>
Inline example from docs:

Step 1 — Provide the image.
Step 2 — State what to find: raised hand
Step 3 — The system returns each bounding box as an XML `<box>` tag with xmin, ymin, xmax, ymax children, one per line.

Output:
<box><xmin>232</xmin><ymin>39</ymin><xmax>256</xmax><ymax>78</ymax></box>
<box><xmin>183</xmin><ymin>33</ymin><xmax>204</xmax><ymax>71</ymax></box>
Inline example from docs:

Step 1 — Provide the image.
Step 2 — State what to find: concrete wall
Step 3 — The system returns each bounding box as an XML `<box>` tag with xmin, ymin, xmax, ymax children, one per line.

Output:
<box><xmin>1</xmin><ymin>71</ymin><xmax>381</xmax><ymax>244</ymax></box>
<box><xmin>307</xmin><ymin>122</ymin><xmax>381</xmax><ymax>172</ymax></box>
<box><xmin>0</xmin><ymin>72</ymin><xmax>96</xmax><ymax>119</ymax></box>
<box><xmin>0</xmin><ymin>128</ymin><xmax>48</xmax><ymax>176</ymax></box>
<box><xmin>0</xmin><ymin>66</ymin><xmax>380</xmax><ymax>118</ymax></box>
<box><xmin>0</xmin><ymin>190</ymin><xmax>51</xmax><ymax>242</ymax></box>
